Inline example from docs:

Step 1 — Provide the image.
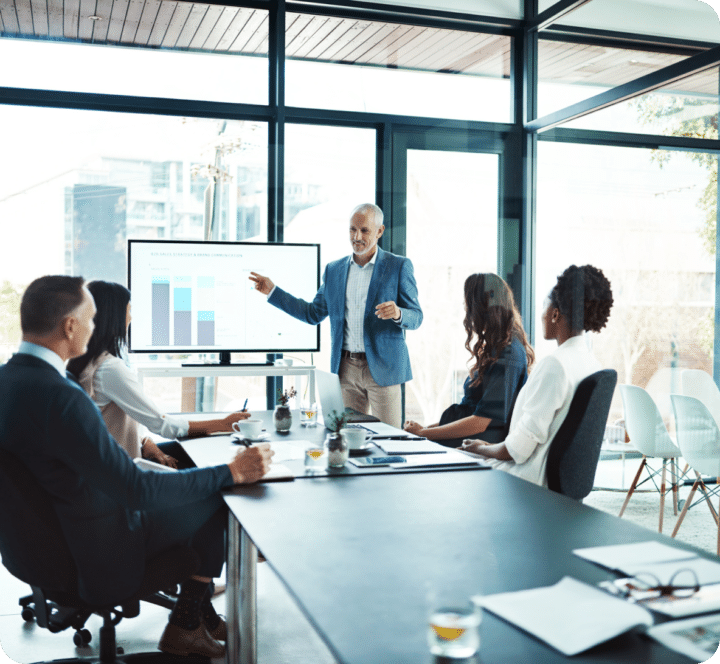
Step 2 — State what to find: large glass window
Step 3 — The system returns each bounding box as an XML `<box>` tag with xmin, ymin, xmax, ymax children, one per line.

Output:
<box><xmin>0</xmin><ymin>105</ymin><xmax>268</xmax><ymax>411</ymax></box>
<box><xmin>0</xmin><ymin>4</ymin><xmax>269</xmax><ymax>105</ymax></box>
<box><xmin>281</xmin><ymin>123</ymin><xmax>376</xmax><ymax>399</ymax></box>
<box><xmin>536</xmin><ymin>141</ymin><xmax>716</xmax><ymax>425</ymax></box>
<box><xmin>285</xmin><ymin>13</ymin><xmax>511</xmax><ymax>122</ymax></box>
<box><xmin>404</xmin><ymin>149</ymin><xmax>499</xmax><ymax>423</ymax></box>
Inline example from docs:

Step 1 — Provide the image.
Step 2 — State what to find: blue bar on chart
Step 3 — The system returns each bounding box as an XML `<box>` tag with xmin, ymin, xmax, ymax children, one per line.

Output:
<box><xmin>173</xmin><ymin>277</ymin><xmax>192</xmax><ymax>346</ymax></box>
<box><xmin>196</xmin><ymin>276</ymin><xmax>215</xmax><ymax>346</ymax></box>
<box><xmin>151</xmin><ymin>276</ymin><xmax>170</xmax><ymax>346</ymax></box>
<box><xmin>197</xmin><ymin>311</ymin><xmax>215</xmax><ymax>346</ymax></box>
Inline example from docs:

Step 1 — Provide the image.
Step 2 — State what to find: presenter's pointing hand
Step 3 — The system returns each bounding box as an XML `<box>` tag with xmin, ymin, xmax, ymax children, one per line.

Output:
<box><xmin>375</xmin><ymin>301</ymin><xmax>401</xmax><ymax>321</ymax></box>
<box><xmin>249</xmin><ymin>272</ymin><xmax>275</xmax><ymax>296</ymax></box>
<box><xmin>229</xmin><ymin>443</ymin><xmax>274</xmax><ymax>484</ymax></box>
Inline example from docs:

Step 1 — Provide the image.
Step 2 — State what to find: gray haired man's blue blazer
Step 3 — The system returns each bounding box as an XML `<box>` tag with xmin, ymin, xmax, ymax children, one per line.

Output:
<box><xmin>268</xmin><ymin>247</ymin><xmax>422</xmax><ymax>387</ymax></box>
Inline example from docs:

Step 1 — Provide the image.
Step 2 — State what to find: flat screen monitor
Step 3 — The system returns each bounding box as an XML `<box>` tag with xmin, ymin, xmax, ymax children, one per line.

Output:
<box><xmin>127</xmin><ymin>240</ymin><xmax>320</xmax><ymax>355</ymax></box>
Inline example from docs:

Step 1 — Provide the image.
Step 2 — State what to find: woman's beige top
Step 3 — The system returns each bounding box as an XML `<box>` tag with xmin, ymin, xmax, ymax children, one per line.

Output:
<box><xmin>79</xmin><ymin>351</ymin><xmax>189</xmax><ymax>459</ymax></box>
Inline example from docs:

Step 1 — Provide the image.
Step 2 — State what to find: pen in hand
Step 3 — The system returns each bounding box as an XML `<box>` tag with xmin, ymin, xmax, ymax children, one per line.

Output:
<box><xmin>242</xmin><ymin>398</ymin><xmax>248</xmax><ymax>411</ymax></box>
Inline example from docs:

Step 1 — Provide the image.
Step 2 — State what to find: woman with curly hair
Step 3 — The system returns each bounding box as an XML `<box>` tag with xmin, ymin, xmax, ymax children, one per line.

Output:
<box><xmin>404</xmin><ymin>273</ymin><xmax>533</xmax><ymax>447</ymax></box>
<box><xmin>462</xmin><ymin>264</ymin><xmax>614</xmax><ymax>486</ymax></box>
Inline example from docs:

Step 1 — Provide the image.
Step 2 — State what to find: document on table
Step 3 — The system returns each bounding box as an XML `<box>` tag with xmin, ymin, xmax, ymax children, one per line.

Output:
<box><xmin>376</xmin><ymin>439</ymin><xmax>448</xmax><ymax>455</ymax></box>
<box><xmin>648</xmin><ymin>614</ymin><xmax>720</xmax><ymax>661</ymax></box>
<box><xmin>573</xmin><ymin>541</ymin><xmax>698</xmax><ymax>571</ymax></box>
<box><xmin>181</xmin><ymin>435</ymin><xmax>295</xmax><ymax>481</ymax></box>
<box><xmin>477</xmin><ymin>577</ymin><xmax>653</xmax><ymax>656</ymax></box>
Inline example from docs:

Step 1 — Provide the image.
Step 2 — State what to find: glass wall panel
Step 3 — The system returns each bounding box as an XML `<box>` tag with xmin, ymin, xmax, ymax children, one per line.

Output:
<box><xmin>551</xmin><ymin>0</ymin><xmax>720</xmax><ymax>43</ymax></box>
<box><xmin>0</xmin><ymin>3</ymin><xmax>269</xmax><ymax>105</ymax></box>
<box><xmin>537</xmin><ymin>37</ymin><xmax>691</xmax><ymax>119</ymax></box>
<box><xmin>285</xmin><ymin>14</ymin><xmax>511</xmax><ymax>122</ymax></box>
<box><xmin>536</xmin><ymin>141</ymin><xmax>716</xmax><ymax>427</ymax></box>
<box><xmin>281</xmin><ymin>123</ymin><xmax>376</xmax><ymax>403</ymax></box>
<box><xmin>564</xmin><ymin>67</ymin><xmax>719</xmax><ymax>135</ymax></box>
<box><xmin>0</xmin><ymin>104</ymin><xmax>268</xmax><ymax>410</ymax></box>
<box><xmin>404</xmin><ymin>149</ymin><xmax>499</xmax><ymax>423</ymax></box>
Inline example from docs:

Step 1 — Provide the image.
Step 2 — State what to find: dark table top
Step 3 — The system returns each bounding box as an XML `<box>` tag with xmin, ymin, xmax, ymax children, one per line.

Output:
<box><xmin>224</xmin><ymin>469</ymin><xmax>701</xmax><ymax>664</ymax></box>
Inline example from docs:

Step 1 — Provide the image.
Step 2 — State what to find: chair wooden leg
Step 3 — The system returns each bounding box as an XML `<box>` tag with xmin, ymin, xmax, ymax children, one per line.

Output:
<box><xmin>698</xmin><ymin>477</ymin><xmax>720</xmax><ymax>526</ymax></box>
<box><xmin>672</xmin><ymin>479</ymin><xmax>700</xmax><ymax>539</ymax></box>
<box><xmin>658</xmin><ymin>460</ymin><xmax>667</xmax><ymax>533</ymax></box>
<box><xmin>671</xmin><ymin>459</ymin><xmax>679</xmax><ymax>516</ymax></box>
<box><xmin>619</xmin><ymin>457</ymin><xmax>647</xmax><ymax>518</ymax></box>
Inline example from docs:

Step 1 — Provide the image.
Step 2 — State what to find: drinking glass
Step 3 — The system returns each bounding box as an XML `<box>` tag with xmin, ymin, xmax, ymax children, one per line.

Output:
<box><xmin>304</xmin><ymin>444</ymin><xmax>326</xmax><ymax>472</ymax></box>
<box><xmin>300</xmin><ymin>402</ymin><xmax>318</xmax><ymax>427</ymax></box>
<box><xmin>427</xmin><ymin>593</ymin><xmax>481</xmax><ymax>659</ymax></box>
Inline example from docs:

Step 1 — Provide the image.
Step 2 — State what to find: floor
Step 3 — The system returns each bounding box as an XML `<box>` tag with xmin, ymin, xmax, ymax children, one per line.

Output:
<box><xmin>1</xmin><ymin>455</ymin><xmax>718</xmax><ymax>664</ymax></box>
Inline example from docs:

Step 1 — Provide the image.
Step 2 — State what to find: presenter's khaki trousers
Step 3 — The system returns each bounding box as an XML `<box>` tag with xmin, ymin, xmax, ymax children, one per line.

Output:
<box><xmin>339</xmin><ymin>356</ymin><xmax>402</xmax><ymax>428</ymax></box>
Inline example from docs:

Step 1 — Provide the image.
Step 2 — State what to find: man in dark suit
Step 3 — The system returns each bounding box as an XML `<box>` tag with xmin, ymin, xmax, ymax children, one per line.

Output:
<box><xmin>250</xmin><ymin>203</ymin><xmax>422</xmax><ymax>427</ymax></box>
<box><xmin>0</xmin><ymin>275</ymin><xmax>273</xmax><ymax>658</ymax></box>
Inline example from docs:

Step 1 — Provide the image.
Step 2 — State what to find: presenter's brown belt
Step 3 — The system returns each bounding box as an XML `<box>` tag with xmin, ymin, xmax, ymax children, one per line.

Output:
<box><xmin>341</xmin><ymin>350</ymin><xmax>367</xmax><ymax>360</ymax></box>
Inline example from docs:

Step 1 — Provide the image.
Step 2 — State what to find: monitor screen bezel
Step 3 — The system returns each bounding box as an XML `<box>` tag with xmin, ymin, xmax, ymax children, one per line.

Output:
<box><xmin>127</xmin><ymin>238</ymin><xmax>321</xmax><ymax>355</ymax></box>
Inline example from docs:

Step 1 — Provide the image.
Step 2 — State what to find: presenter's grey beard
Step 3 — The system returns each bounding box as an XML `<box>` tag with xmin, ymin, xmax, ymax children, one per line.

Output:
<box><xmin>352</xmin><ymin>241</ymin><xmax>374</xmax><ymax>256</ymax></box>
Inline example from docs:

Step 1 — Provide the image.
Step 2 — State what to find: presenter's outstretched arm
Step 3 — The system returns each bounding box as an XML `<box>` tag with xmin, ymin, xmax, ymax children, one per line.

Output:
<box><xmin>249</xmin><ymin>272</ymin><xmax>275</xmax><ymax>295</ymax></box>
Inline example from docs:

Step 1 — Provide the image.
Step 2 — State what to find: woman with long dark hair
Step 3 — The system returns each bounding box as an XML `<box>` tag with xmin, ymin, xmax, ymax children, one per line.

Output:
<box><xmin>404</xmin><ymin>273</ymin><xmax>533</xmax><ymax>447</ymax></box>
<box><xmin>462</xmin><ymin>264</ymin><xmax>613</xmax><ymax>486</ymax></box>
<box><xmin>68</xmin><ymin>280</ymin><xmax>250</xmax><ymax>467</ymax></box>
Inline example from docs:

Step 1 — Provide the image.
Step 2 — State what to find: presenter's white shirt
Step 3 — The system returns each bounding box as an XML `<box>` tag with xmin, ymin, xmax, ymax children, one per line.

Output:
<box><xmin>79</xmin><ymin>352</ymin><xmax>189</xmax><ymax>458</ymax></box>
<box><xmin>343</xmin><ymin>251</ymin><xmax>377</xmax><ymax>353</ymax></box>
<box><xmin>487</xmin><ymin>334</ymin><xmax>601</xmax><ymax>487</ymax></box>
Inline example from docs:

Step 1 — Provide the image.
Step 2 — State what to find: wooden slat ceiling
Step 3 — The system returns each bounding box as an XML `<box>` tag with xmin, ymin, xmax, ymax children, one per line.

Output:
<box><xmin>0</xmin><ymin>0</ymin><xmax>715</xmax><ymax>95</ymax></box>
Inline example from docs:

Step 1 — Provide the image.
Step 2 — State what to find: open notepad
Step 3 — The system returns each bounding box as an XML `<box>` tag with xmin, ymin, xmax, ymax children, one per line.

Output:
<box><xmin>477</xmin><ymin>577</ymin><xmax>653</xmax><ymax>656</ymax></box>
<box><xmin>144</xmin><ymin>437</ymin><xmax>295</xmax><ymax>482</ymax></box>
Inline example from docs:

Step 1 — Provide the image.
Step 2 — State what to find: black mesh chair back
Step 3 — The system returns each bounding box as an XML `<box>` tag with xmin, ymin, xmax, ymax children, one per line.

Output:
<box><xmin>546</xmin><ymin>369</ymin><xmax>618</xmax><ymax>500</ymax></box>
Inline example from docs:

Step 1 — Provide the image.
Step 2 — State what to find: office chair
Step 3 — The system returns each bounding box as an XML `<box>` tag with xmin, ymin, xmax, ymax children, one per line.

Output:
<box><xmin>670</xmin><ymin>394</ymin><xmax>720</xmax><ymax>556</ymax></box>
<box><xmin>617</xmin><ymin>384</ymin><xmax>685</xmax><ymax>533</ymax></box>
<box><xmin>682</xmin><ymin>369</ymin><xmax>720</xmax><ymax>431</ymax></box>
<box><xmin>0</xmin><ymin>448</ymin><xmax>200</xmax><ymax>663</ymax></box>
<box><xmin>546</xmin><ymin>369</ymin><xmax>618</xmax><ymax>501</ymax></box>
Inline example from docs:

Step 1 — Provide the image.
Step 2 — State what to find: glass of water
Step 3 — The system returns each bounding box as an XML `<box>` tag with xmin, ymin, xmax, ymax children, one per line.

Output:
<box><xmin>304</xmin><ymin>444</ymin><xmax>325</xmax><ymax>472</ymax></box>
<box><xmin>300</xmin><ymin>402</ymin><xmax>318</xmax><ymax>427</ymax></box>
<box><xmin>427</xmin><ymin>597</ymin><xmax>481</xmax><ymax>659</ymax></box>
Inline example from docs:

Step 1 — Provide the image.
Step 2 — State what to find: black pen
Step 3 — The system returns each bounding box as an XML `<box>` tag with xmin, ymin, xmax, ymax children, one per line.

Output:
<box><xmin>242</xmin><ymin>398</ymin><xmax>248</xmax><ymax>411</ymax></box>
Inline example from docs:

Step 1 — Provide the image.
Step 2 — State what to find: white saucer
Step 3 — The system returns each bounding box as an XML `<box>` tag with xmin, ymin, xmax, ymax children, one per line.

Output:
<box><xmin>232</xmin><ymin>432</ymin><xmax>270</xmax><ymax>443</ymax></box>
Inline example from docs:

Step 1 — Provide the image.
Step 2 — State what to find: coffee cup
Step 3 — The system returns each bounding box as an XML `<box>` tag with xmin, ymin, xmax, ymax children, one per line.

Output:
<box><xmin>232</xmin><ymin>419</ymin><xmax>263</xmax><ymax>439</ymax></box>
<box><xmin>340</xmin><ymin>427</ymin><xmax>371</xmax><ymax>450</ymax></box>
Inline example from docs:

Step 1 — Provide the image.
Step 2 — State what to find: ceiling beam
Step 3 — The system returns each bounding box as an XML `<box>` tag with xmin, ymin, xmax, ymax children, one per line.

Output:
<box><xmin>526</xmin><ymin>42</ymin><xmax>720</xmax><ymax>132</ymax></box>
<box><xmin>526</xmin><ymin>0</ymin><xmax>594</xmax><ymax>32</ymax></box>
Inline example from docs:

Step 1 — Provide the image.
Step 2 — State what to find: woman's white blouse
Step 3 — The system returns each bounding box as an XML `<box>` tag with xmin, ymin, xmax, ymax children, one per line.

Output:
<box><xmin>79</xmin><ymin>352</ymin><xmax>189</xmax><ymax>458</ymax></box>
<box><xmin>486</xmin><ymin>334</ymin><xmax>602</xmax><ymax>487</ymax></box>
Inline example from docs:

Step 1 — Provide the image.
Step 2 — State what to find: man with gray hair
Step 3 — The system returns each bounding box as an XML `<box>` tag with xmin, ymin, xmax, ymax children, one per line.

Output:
<box><xmin>250</xmin><ymin>203</ymin><xmax>422</xmax><ymax>427</ymax></box>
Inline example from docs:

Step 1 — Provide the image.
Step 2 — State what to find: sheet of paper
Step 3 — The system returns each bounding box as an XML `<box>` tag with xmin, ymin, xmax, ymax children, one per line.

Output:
<box><xmin>377</xmin><ymin>440</ymin><xmax>450</xmax><ymax>454</ymax></box>
<box><xmin>389</xmin><ymin>451</ymin><xmax>484</xmax><ymax>468</ymax></box>
<box><xmin>478</xmin><ymin>577</ymin><xmax>653</xmax><ymax>656</ymax></box>
<box><xmin>573</xmin><ymin>541</ymin><xmax>698</xmax><ymax>571</ymax></box>
<box><xmin>181</xmin><ymin>436</ymin><xmax>297</xmax><ymax>480</ymax></box>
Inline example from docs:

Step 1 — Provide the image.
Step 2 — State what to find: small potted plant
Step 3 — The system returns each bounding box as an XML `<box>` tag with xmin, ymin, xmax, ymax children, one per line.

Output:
<box><xmin>324</xmin><ymin>409</ymin><xmax>351</xmax><ymax>468</ymax></box>
<box><xmin>274</xmin><ymin>387</ymin><xmax>297</xmax><ymax>432</ymax></box>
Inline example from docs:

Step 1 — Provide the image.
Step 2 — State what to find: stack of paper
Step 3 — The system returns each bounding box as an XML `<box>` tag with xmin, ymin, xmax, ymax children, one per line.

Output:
<box><xmin>477</xmin><ymin>577</ymin><xmax>653</xmax><ymax>656</ymax></box>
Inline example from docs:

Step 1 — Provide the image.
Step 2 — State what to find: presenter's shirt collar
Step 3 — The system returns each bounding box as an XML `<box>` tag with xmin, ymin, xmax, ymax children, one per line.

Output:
<box><xmin>352</xmin><ymin>248</ymin><xmax>378</xmax><ymax>268</ymax></box>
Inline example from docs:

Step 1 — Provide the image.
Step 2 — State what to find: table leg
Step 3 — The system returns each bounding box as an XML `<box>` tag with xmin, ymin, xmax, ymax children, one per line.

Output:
<box><xmin>227</xmin><ymin>514</ymin><xmax>258</xmax><ymax>664</ymax></box>
<box><xmin>227</xmin><ymin>514</ymin><xmax>241</xmax><ymax>664</ymax></box>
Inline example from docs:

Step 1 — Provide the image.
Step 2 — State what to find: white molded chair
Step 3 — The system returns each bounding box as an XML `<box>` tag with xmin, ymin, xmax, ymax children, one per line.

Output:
<box><xmin>618</xmin><ymin>384</ymin><xmax>683</xmax><ymax>533</ymax></box>
<box><xmin>682</xmin><ymin>370</ymin><xmax>720</xmax><ymax>431</ymax></box>
<box><xmin>670</xmin><ymin>394</ymin><xmax>720</xmax><ymax>556</ymax></box>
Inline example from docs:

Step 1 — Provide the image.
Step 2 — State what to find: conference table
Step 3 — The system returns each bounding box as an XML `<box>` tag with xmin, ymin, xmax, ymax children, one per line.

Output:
<box><xmin>180</xmin><ymin>411</ymin><xmax>702</xmax><ymax>664</ymax></box>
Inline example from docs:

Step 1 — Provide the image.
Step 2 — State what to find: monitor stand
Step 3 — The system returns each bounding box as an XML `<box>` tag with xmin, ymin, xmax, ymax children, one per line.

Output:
<box><xmin>182</xmin><ymin>352</ymin><xmax>273</xmax><ymax>367</ymax></box>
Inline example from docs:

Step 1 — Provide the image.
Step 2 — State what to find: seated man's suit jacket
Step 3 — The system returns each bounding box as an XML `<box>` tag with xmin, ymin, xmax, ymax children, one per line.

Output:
<box><xmin>0</xmin><ymin>353</ymin><xmax>233</xmax><ymax>606</ymax></box>
<box><xmin>268</xmin><ymin>247</ymin><xmax>422</xmax><ymax>387</ymax></box>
